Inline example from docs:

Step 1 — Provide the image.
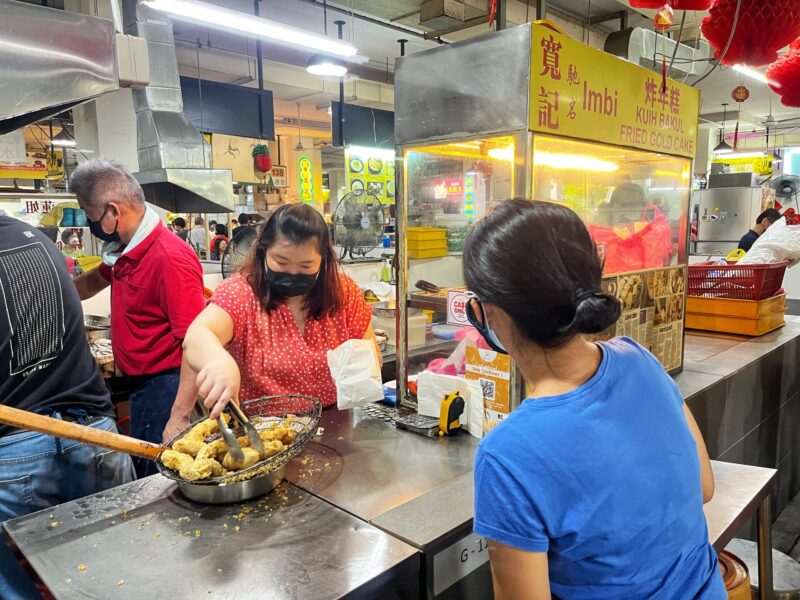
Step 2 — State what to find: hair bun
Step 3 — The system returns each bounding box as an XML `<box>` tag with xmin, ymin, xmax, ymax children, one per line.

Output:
<box><xmin>572</xmin><ymin>290</ymin><xmax>621</xmax><ymax>335</ymax></box>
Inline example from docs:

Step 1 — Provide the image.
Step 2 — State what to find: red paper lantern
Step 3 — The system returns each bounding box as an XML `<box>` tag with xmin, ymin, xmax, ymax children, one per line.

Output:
<box><xmin>671</xmin><ymin>0</ymin><xmax>713</xmax><ymax>9</ymax></box>
<box><xmin>701</xmin><ymin>0</ymin><xmax>800</xmax><ymax>67</ymax></box>
<box><xmin>767</xmin><ymin>39</ymin><xmax>800</xmax><ymax>107</ymax></box>
<box><xmin>653</xmin><ymin>5</ymin><xmax>674</xmax><ymax>31</ymax></box>
<box><xmin>731</xmin><ymin>85</ymin><xmax>750</xmax><ymax>103</ymax></box>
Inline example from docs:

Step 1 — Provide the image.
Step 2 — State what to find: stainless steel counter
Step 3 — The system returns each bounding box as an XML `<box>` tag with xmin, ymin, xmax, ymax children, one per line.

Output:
<box><xmin>8</xmin><ymin>320</ymin><xmax>799</xmax><ymax>599</ymax></box>
<box><xmin>287</xmin><ymin>408</ymin><xmax>478</xmax><ymax>526</ymax></box>
<box><xmin>3</xmin><ymin>478</ymin><xmax>418</xmax><ymax>600</ymax></box>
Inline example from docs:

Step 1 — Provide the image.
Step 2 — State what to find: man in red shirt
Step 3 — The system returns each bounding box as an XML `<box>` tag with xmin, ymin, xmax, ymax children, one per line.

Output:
<box><xmin>72</xmin><ymin>159</ymin><xmax>205</xmax><ymax>477</ymax></box>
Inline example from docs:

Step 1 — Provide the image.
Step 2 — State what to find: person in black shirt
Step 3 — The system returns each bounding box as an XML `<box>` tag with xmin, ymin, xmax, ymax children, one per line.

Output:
<box><xmin>738</xmin><ymin>208</ymin><xmax>782</xmax><ymax>252</ymax></box>
<box><xmin>231</xmin><ymin>212</ymin><xmax>250</xmax><ymax>239</ymax></box>
<box><xmin>172</xmin><ymin>216</ymin><xmax>189</xmax><ymax>242</ymax></box>
<box><xmin>0</xmin><ymin>216</ymin><xmax>135</xmax><ymax>600</ymax></box>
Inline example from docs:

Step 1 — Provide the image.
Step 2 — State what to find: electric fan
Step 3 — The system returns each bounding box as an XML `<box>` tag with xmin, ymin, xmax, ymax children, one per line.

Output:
<box><xmin>770</xmin><ymin>174</ymin><xmax>800</xmax><ymax>206</ymax></box>
<box><xmin>221</xmin><ymin>226</ymin><xmax>259</xmax><ymax>279</ymax></box>
<box><xmin>333</xmin><ymin>189</ymin><xmax>386</xmax><ymax>261</ymax></box>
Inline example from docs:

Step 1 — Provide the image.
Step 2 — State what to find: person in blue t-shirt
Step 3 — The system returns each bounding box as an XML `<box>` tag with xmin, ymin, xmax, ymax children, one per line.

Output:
<box><xmin>463</xmin><ymin>199</ymin><xmax>725</xmax><ymax>600</ymax></box>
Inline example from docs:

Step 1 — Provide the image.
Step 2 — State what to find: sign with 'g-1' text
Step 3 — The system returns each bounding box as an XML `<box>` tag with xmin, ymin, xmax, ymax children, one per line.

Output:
<box><xmin>530</xmin><ymin>23</ymin><xmax>700</xmax><ymax>159</ymax></box>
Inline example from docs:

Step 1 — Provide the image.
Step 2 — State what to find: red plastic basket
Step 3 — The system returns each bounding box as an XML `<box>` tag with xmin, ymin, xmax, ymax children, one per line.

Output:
<box><xmin>687</xmin><ymin>262</ymin><xmax>788</xmax><ymax>300</ymax></box>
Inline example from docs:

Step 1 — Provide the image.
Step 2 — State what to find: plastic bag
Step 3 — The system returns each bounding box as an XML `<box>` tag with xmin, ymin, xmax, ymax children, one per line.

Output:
<box><xmin>327</xmin><ymin>339</ymin><xmax>383</xmax><ymax>410</ymax></box>
<box><xmin>417</xmin><ymin>371</ymin><xmax>483</xmax><ymax>439</ymax></box>
<box><xmin>739</xmin><ymin>217</ymin><xmax>800</xmax><ymax>265</ymax></box>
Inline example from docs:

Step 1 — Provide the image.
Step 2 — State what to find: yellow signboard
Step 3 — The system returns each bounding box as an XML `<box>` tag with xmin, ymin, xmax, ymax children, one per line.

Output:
<box><xmin>713</xmin><ymin>155</ymin><xmax>773</xmax><ymax>177</ymax></box>
<box><xmin>530</xmin><ymin>23</ymin><xmax>700</xmax><ymax>159</ymax></box>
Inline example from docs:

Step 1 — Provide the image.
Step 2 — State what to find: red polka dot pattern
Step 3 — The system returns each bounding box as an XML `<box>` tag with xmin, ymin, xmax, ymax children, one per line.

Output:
<box><xmin>210</xmin><ymin>272</ymin><xmax>372</xmax><ymax>407</ymax></box>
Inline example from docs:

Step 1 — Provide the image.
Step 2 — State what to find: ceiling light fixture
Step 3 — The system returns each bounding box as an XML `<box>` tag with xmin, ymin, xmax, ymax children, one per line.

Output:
<box><xmin>306</xmin><ymin>54</ymin><xmax>347</xmax><ymax>77</ymax></box>
<box><xmin>714</xmin><ymin>103</ymin><xmax>733</xmax><ymax>154</ymax></box>
<box><xmin>51</xmin><ymin>125</ymin><xmax>76</xmax><ymax>147</ymax></box>
<box><xmin>142</xmin><ymin>0</ymin><xmax>357</xmax><ymax>58</ymax></box>
<box><xmin>732</xmin><ymin>64</ymin><xmax>769</xmax><ymax>84</ymax></box>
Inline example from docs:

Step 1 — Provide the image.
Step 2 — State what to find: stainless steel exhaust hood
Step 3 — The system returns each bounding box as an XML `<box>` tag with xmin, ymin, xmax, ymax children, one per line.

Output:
<box><xmin>126</xmin><ymin>2</ymin><xmax>233</xmax><ymax>213</ymax></box>
<box><xmin>0</xmin><ymin>0</ymin><xmax>119</xmax><ymax>135</ymax></box>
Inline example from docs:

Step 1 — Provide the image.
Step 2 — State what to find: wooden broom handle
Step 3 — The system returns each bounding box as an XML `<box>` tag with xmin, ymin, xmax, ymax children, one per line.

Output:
<box><xmin>0</xmin><ymin>404</ymin><xmax>165</xmax><ymax>460</ymax></box>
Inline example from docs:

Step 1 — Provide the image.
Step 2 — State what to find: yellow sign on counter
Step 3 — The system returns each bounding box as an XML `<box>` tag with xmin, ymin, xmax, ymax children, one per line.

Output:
<box><xmin>529</xmin><ymin>23</ymin><xmax>700</xmax><ymax>159</ymax></box>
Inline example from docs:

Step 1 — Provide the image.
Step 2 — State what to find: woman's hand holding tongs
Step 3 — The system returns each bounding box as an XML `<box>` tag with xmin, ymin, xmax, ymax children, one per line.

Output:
<box><xmin>196</xmin><ymin>352</ymin><xmax>242</xmax><ymax>419</ymax></box>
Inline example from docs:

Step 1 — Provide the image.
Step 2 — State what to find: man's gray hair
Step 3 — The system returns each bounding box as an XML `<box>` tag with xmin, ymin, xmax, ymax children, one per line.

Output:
<box><xmin>70</xmin><ymin>159</ymin><xmax>145</xmax><ymax>209</ymax></box>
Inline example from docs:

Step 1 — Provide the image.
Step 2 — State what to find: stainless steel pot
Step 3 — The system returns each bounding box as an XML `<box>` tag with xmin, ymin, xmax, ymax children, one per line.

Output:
<box><xmin>175</xmin><ymin>467</ymin><xmax>285</xmax><ymax>504</ymax></box>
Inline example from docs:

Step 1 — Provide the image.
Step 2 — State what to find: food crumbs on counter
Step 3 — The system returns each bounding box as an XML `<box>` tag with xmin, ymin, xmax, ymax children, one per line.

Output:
<box><xmin>154</xmin><ymin>532</ymin><xmax>161</xmax><ymax>538</ymax></box>
<box><xmin>217</xmin><ymin>568</ymin><xmax>223</xmax><ymax>573</ymax></box>
<box><xmin>178</xmin><ymin>516</ymin><xmax>190</xmax><ymax>522</ymax></box>
<box><xmin>77</xmin><ymin>565</ymin><xmax>87</xmax><ymax>572</ymax></box>
<box><xmin>48</xmin><ymin>514</ymin><xmax>54</xmax><ymax>519</ymax></box>
<box><xmin>50</xmin><ymin>521</ymin><xmax>60</xmax><ymax>528</ymax></box>
<box><xmin>195</xmin><ymin>529</ymin><xmax>201</xmax><ymax>537</ymax></box>
<box><xmin>117</xmin><ymin>579</ymin><xmax>125</xmax><ymax>587</ymax></box>
<box><xmin>222</xmin><ymin>523</ymin><xmax>228</xmax><ymax>529</ymax></box>
<box><xmin>234</xmin><ymin>526</ymin><xmax>240</xmax><ymax>533</ymax></box>
<box><xmin>65</xmin><ymin>578</ymin><xmax>72</xmax><ymax>584</ymax></box>
<box><xmin>122</xmin><ymin>509</ymin><xmax>129</xmax><ymax>518</ymax></box>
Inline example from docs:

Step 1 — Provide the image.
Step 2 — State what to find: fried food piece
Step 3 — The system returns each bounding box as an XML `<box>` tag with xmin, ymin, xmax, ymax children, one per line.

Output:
<box><xmin>173</xmin><ymin>437</ymin><xmax>206</xmax><ymax>457</ymax></box>
<box><xmin>221</xmin><ymin>447</ymin><xmax>261</xmax><ymax>471</ymax></box>
<box><xmin>258</xmin><ymin>428</ymin><xmax>280</xmax><ymax>443</ymax></box>
<box><xmin>186</xmin><ymin>414</ymin><xmax>232</xmax><ymax>440</ymax></box>
<box><xmin>261</xmin><ymin>440</ymin><xmax>285</xmax><ymax>458</ymax></box>
<box><xmin>236</xmin><ymin>435</ymin><xmax>251</xmax><ymax>448</ymax></box>
<box><xmin>160</xmin><ymin>450</ymin><xmax>194</xmax><ymax>471</ymax></box>
<box><xmin>196</xmin><ymin>438</ymin><xmax>227</xmax><ymax>461</ymax></box>
<box><xmin>277</xmin><ymin>427</ymin><xmax>296</xmax><ymax>446</ymax></box>
<box><xmin>179</xmin><ymin>457</ymin><xmax>225</xmax><ymax>481</ymax></box>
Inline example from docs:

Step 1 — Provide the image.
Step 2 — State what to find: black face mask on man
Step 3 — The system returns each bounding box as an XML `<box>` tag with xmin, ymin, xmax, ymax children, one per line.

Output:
<box><xmin>266</xmin><ymin>268</ymin><xmax>319</xmax><ymax>298</ymax></box>
<box><xmin>87</xmin><ymin>205</ymin><xmax>121</xmax><ymax>243</ymax></box>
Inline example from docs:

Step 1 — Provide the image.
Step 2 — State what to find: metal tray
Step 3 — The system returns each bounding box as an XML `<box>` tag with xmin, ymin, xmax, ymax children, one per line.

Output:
<box><xmin>84</xmin><ymin>315</ymin><xmax>110</xmax><ymax>331</ymax></box>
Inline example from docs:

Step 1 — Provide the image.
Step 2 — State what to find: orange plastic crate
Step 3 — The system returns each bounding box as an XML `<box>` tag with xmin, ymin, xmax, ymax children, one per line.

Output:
<box><xmin>686</xmin><ymin>309</ymin><xmax>785</xmax><ymax>336</ymax></box>
<box><xmin>685</xmin><ymin>294</ymin><xmax>785</xmax><ymax>320</ymax></box>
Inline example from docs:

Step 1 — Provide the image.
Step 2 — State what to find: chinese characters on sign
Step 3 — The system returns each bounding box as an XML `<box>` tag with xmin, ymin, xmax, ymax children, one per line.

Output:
<box><xmin>538</xmin><ymin>87</ymin><xmax>559</xmax><ymax>130</ymax></box>
<box><xmin>25</xmin><ymin>200</ymin><xmax>55</xmax><ymax>214</ymax></box>
<box><xmin>540</xmin><ymin>35</ymin><xmax>562</xmax><ymax>80</ymax></box>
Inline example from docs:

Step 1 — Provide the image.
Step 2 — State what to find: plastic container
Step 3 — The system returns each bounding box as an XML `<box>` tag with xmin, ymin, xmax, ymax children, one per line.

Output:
<box><xmin>687</xmin><ymin>261</ymin><xmax>788</xmax><ymax>300</ymax></box>
<box><xmin>686</xmin><ymin>294</ymin><xmax>785</xmax><ymax>320</ymax></box>
<box><xmin>435</xmin><ymin>214</ymin><xmax>470</xmax><ymax>253</ymax></box>
<box><xmin>408</xmin><ymin>227</ymin><xmax>446</xmax><ymax>242</ymax></box>
<box><xmin>718</xmin><ymin>551</ymin><xmax>750</xmax><ymax>600</ymax></box>
<box><xmin>685</xmin><ymin>310</ymin><xmax>785</xmax><ymax>336</ymax></box>
<box><xmin>409</xmin><ymin>245</ymin><xmax>447</xmax><ymax>259</ymax></box>
<box><xmin>372</xmin><ymin>313</ymin><xmax>427</xmax><ymax>348</ymax></box>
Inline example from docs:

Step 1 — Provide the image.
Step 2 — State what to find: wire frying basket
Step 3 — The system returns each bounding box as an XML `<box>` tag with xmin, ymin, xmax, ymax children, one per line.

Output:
<box><xmin>158</xmin><ymin>394</ymin><xmax>322</xmax><ymax>486</ymax></box>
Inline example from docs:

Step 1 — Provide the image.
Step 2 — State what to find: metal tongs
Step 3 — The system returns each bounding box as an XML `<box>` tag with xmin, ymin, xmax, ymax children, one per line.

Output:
<box><xmin>198</xmin><ymin>398</ymin><xmax>266</xmax><ymax>462</ymax></box>
<box><xmin>227</xmin><ymin>402</ymin><xmax>266</xmax><ymax>458</ymax></box>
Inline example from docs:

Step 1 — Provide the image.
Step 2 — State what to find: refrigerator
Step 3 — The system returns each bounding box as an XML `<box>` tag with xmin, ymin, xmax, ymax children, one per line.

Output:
<box><xmin>692</xmin><ymin>187</ymin><xmax>775</xmax><ymax>257</ymax></box>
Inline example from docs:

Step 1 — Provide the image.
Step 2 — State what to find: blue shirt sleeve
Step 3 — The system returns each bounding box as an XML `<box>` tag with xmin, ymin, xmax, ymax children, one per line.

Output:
<box><xmin>473</xmin><ymin>449</ymin><xmax>549</xmax><ymax>553</ymax></box>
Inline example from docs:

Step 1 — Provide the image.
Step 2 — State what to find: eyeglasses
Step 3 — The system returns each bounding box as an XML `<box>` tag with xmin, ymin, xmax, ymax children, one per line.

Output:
<box><xmin>464</xmin><ymin>291</ymin><xmax>486</xmax><ymax>329</ymax></box>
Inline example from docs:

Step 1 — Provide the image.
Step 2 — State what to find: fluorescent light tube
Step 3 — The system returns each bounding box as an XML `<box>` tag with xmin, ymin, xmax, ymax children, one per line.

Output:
<box><xmin>143</xmin><ymin>0</ymin><xmax>357</xmax><ymax>58</ymax></box>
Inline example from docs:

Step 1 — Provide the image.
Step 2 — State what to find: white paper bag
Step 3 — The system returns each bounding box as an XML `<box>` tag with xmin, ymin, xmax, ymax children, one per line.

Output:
<box><xmin>417</xmin><ymin>371</ymin><xmax>483</xmax><ymax>439</ymax></box>
<box><xmin>327</xmin><ymin>339</ymin><xmax>384</xmax><ymax>410</ymax></box>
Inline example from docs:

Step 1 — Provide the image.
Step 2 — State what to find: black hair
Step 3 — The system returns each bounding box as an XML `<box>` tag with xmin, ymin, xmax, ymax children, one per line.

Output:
<box><xmin>238</xmin><ymin>213</ymin><xmax>251</xmax><ymax>225</ymax></box>
<box><xmin>757</xmin><ymin>208</ymin><xmax>781</xmax><ymax>225</ymax></box>
<box><xmin>244</xmin><ymin>203</ymin><xmax>341</xmax><ymax>320</ymax></box>
<box><xmin>215</xmin><ymin>223</ymin><xmax>228</xmax><ymax>236</ymax></box>
<box><xmin>463</xmin><ymin>199</ymin><xmax>621</xmax><ymax>349</ymax></box>
<box><xmin>172</xmin><ymin>217</ymin><xmax>186</xmax><ymax>229</ymax></box>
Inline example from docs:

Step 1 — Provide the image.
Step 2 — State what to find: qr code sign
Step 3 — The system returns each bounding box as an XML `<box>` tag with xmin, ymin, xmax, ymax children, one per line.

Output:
<box><xmin>479</xmin><ymin>378</ymin><xmax>496</xmax><ymax>401</ymax></box>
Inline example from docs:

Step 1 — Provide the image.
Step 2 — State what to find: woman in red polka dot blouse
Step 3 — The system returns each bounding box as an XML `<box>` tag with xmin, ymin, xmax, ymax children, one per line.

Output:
<box><xmin>163</xmin><ymin>204</ymin><xmax>379</xmax><ymax>437</ymax></box>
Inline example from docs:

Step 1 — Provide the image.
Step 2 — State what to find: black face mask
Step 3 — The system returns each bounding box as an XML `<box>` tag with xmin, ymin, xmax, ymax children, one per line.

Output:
<box><xmin>87</xmin><ymin>205</ymin><xmax>121</xmax><ymax>243</ymax></box>
<box><xmin>266</xmin><ymin>268</ymin><xmax>319</xmax><ymax>298</ymax></box>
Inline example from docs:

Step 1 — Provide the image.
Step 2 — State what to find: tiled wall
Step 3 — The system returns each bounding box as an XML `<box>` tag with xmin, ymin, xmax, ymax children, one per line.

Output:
<box><xmin>682</xmin><ymin>331</ymin><xmax>800</xmax><ymax>535</ymax></box>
